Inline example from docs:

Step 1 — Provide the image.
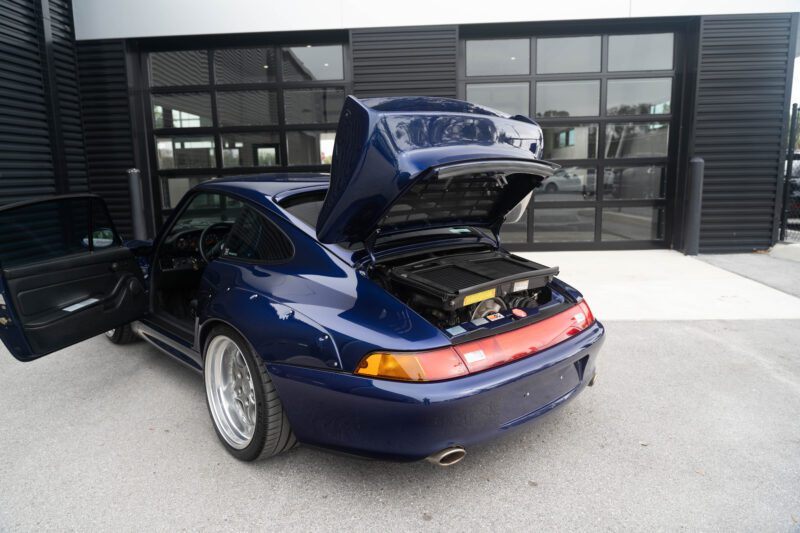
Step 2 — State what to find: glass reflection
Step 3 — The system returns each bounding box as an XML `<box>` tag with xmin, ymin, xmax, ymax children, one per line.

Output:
<box><xmin>601</xmin><ymin>207</ymin><xmax>664</xmax><ymax>240</ymax></box>
<box><xmin>214</xmin><ymin>48</ymin><xmax>277</xmax><ymax>84</ymax></box>
<box><xmin>466</xmin><ymin>39</ymin><xmax>530</xmax><ymax>76</ymax></box>
<box><xmin>541</xmin><ymin>124</ymin><xmax>598</xmax><ymax>160</ymax></box>
<box><xmin>605</xmin><ymin>122</ymin><xmax>669</xmax><ymax>158</ymax></box>
<box><xmin>161</xmin><ymin>177</ymin><xmax>214</xmax><ymax>208</ymax></box>
<box><xmin>284</xmin><ymin>88</ymin><xmax>345</xmax><ymax>124</ymax></box>
<box><xmin>533</xmin><ymin>207</ymin><xmax>596</xmax><ymax>242</ymax></box>
<box><xmin>152</xmin><ymin>93</ymin><xmax>212</xmax><ymax>128</ymax></box>
<box><xmin>287</xmin><ymin>131</ymin><xmax>336</xmax><ymax>165</ymax></box>
<box><xmin>282</xmin><ymin>45</ymin><xmax>344</xmax><ymax>81</ymax></box>
<box><xmin>500</xmin><ymin>208</ymin><xmax>528</xmax><ymax>243</ymax></box>
<box><xmin>150</xmin><ymin>51</ymin><xmax>208</xmax><ymax>87</ymax></box>
<box><xmin>222</xmin><ymin>133</ymin><xmax>280</xmax><ymax>167</ymax></box>
<box><xmin>216</xmin><ymin>91</ymin><xmax>279</xmax><ymax>126</ymax></box>
<box><xmin>466</xmin><ymin>82</ymin><xmax>529</xmax><ymax>116</ymax></box>
<box><xmin>608</xmin><ymin>33</ymin><xmax>674</xmax><ymax>72</ymax></box>
<box><xmin>535</xmin><ymin>168</ymin><xmax>597</xmax><ymax>202</ymax></box>
<box><xmin>603</xmin><ymin>166</ymin><xmax>665</xmax><ymax>199</ymax></box>
<box><xmin>536</xmin><ymin>36</ymin><xmax>601</xmax><ymax>74</ymax></box>
<box><xmin>156</xmin><ymin>136</ymin><xmax>215</xmax><ymax>169</ymax></box>
<box><xmin>607</xmin><ymin>78</ymin><xmax>671</xmax><ymax>116</ymax></box>
<box><xmin>536</xmin><ymin>80</ymin><xmax>600</xmax><ymax>117</ymax></box>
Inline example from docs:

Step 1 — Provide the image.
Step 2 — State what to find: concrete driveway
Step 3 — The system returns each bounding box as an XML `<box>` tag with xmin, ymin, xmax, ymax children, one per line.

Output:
<box><xmin>1</xmin><ymin>251</ymin><xmax>799</xmax><ymax>531</ymax></box>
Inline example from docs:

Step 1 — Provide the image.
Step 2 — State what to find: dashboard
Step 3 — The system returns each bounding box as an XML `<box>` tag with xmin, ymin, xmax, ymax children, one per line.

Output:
<box><xmin>159</xmin><ymin>226</ymin><xmax>231</xmax><ymax>272</ymax></box>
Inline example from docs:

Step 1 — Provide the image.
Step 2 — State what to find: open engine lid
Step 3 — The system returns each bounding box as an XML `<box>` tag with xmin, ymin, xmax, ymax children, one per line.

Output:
<box><xmin>315</xmin><ymin>96</ymin><xmax>558</xmax><ymax>245</ymax></box>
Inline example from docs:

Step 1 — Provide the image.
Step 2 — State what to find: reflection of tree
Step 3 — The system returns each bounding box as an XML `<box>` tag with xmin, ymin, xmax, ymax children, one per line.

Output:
<box><xmin>539</xmin><ymin>110</ymin><xmax>571</xmax><ymax>117</ymax></box>
<box><xmin>388</xmin><ymin>116</ymin><xmax>499</xmax><ymax>149</ymax></box>
<box><xmin>608</xmin><ymin>103</ymin><xmax>671</xmax><ymax>115</ymax></box>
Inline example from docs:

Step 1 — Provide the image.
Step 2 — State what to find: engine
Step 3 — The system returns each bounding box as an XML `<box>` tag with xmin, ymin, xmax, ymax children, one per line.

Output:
<box><xmin>369</xmin><ymin>249</ymin><xmax>558</xmax><ymax>330</ymax></box>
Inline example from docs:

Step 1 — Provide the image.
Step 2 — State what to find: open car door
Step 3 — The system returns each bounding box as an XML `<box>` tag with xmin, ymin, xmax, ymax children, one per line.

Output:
<box><xmin>0</xmin><ymin>194</ymin><xmax>147</xmax><ymax>361</ymax></box>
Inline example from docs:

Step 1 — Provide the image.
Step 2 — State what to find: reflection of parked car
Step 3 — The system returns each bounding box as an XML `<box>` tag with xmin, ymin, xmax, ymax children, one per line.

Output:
<box><xmin>0</xmin><ymin>96</ymin><xmax>604</xmax><ymax>465</ymax></box>
<box><xmin>541</xmin><ymin>168</ymin><xmax>582</xmax><ymax>193</ymax></box>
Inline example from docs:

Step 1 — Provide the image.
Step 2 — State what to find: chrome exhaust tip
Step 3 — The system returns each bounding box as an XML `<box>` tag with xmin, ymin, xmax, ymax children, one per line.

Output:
<box><xmin>426</xmin><ymin>447</ymin><xmax>466</xmax><ymax>466</ymax></box>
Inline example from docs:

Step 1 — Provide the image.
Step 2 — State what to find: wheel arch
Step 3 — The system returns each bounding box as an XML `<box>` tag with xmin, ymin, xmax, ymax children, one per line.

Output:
<box><xmin>198</xmin><ymin>318</ymin><xmax>251</xmax><ymax>365</ymax></box>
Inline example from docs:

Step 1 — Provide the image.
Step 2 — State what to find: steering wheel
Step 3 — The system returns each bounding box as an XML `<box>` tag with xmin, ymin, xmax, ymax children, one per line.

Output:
<box><xmin>199</xmin><ymin>222</ymin><xmax>233</xmax><ymax>263</ymax></box>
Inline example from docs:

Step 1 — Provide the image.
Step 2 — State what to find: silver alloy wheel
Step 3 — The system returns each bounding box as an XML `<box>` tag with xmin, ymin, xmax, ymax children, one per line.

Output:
<box><xmin>205</xmin><ymin>335</ymin><xmax>257</xmax><ymax>449</ymax></box>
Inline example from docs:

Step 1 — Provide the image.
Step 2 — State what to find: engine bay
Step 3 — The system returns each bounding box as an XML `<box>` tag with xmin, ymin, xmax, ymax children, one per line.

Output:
<box><xmin>370</xmin><ymin>249</ymin><xmax>560</xmax><ymax>335</ymax></box>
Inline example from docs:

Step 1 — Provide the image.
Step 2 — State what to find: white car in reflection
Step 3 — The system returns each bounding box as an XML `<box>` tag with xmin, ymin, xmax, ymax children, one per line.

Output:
<box><xmin>540</xmin><ymin>168</ymin><xmax>584</xmax><ymax>193</ymax></box>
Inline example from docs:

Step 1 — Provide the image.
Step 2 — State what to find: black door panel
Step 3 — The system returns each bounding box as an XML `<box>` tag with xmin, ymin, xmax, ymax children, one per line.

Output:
<box><xmin>0</xmin><ymin>194</ymin><xmax>148</xmax><ymax>361</ymax></box>
<box><xmin>6</xmin><ymin>247</ymin><xmax>137</xmax><ymax>317</ymax></box>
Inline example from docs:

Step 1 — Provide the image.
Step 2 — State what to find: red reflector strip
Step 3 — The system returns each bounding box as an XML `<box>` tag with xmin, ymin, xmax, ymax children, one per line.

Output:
<box><xmin>453</xmin><ymin>300</ymin><xmax>595</xmax><ymax>374</ymax></box>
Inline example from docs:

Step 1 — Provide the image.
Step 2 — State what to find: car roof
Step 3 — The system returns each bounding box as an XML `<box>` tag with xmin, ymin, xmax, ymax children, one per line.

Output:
<box><xmin>198</xmin><ymin>173</ymin><xmax>330</xmax><ymax>198</ymax></box>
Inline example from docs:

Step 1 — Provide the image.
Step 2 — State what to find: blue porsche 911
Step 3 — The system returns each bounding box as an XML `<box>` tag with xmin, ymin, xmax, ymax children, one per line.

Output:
<box><xmin>0</xmin><ymin>96</ymin><xmax>604</xmax><ymax>465</ymax></box>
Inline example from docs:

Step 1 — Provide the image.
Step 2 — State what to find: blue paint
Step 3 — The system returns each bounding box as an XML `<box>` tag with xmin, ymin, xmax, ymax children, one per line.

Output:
<box><xmin>0</xmin><ymin>96</ymin><xmax>605</xmax><ymax>461</ymax></box>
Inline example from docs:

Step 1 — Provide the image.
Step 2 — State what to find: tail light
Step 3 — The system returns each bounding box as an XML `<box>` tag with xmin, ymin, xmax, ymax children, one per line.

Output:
<box><xmin>354</xmin><ymin>347</ymin><xmax>469</xmax><ymax>381</ymax></box>
<box><xmin>354</xmin><ymin>299</ymin><xmax>595</xmax><ymax>382</ymax></box>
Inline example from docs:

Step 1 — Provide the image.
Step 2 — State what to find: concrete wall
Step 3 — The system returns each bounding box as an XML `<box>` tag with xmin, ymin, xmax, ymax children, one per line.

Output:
<box><xmin>72</xmin><ymin>0</ymin><xmax>800</xmax><ymax>41</ymax></box>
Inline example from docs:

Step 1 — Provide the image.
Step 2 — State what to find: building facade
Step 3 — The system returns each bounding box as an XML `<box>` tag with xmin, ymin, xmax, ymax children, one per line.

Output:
<box><xmin>0</xmin><ymin>1</ymin><xmax>797</xmax><ymax>251</ymax></box>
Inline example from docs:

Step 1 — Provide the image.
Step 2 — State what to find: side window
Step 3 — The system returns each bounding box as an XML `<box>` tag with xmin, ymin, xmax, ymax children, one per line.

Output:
<box><xmin>0</xmin><ymin>196</ymin><xmax>121</xmax><ymax>269</ymax></box>
<box><xmin>222</xmin><ymin>206</ymin><xmax>293</xmax><ymax>262</ymax></box>
<box><xmin>167</xmin><ymin>191</ymin><xmax>243</xmax><ymax>238</ymax></box>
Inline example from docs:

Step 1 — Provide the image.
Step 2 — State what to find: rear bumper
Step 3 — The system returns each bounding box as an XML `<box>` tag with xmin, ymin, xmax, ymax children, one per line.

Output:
<box><xmin>267</xmin><ymin>321</ymin><xmax>605</xmax><ymax>461</ymax></box>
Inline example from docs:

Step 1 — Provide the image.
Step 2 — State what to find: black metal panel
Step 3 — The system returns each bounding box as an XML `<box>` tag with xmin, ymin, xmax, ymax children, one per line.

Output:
<box><xmin>350</xmin><ymin>26</ymin><xmax>458</xmax><ymax>98</ymax></box>
<box><xmin>47</xmin><ymin>0</ymin><xmax>88</xmax><ymax>193</ymax></box>
<box><xmin>77</xmin><ymin>40</ymin><xmax>136</xmax><ymax>237</ymax></box>
<box><xmin>693</xmin><ymin>13</ymin><xmax>797</xmax><ymax>252</ymax></box>
<box><xmin>0</xmin><ymin>0</ymin><xmax>55</xmax><ymax>203</ymax></box>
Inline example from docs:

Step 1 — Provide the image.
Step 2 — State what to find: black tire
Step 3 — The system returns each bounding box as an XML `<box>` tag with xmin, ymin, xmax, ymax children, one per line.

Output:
<box><xmin>203</xmin><ymin>325</ymin><xmax>296</xmax><ymax>461</ymax></box>
<box><xmin>105</xmin><ymin>324</ymin><xmax>138</xmax><ymax>344</ymax></box>
<box><xmin>545</xmin><ymin>182</ymin><xmax>558</xmax><ymax>193</ymax></box>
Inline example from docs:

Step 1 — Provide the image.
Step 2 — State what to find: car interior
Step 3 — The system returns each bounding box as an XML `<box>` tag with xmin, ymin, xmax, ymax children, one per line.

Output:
<box><xmin>153</xmin><ymin>192</ymin><xmax>241</xmax><ymax>327</ymax></box>
<box><xmin>152</xmin><ymin>191</ymin><xmax>293</xmax><ymax>331</ymax></box>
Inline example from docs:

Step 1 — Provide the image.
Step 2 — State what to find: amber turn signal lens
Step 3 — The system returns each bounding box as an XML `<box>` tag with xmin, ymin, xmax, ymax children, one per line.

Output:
<box><xmin>354</xmin><ymin>347</ymin><xmax>469</xmax><ymax>382</ymax></box>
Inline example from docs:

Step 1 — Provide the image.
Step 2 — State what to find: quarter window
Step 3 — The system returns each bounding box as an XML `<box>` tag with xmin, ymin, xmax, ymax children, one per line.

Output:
<box><xmin>223</xmin><ymin>206</ymin><xmax>293</xmax><ymax>262</ymax></box>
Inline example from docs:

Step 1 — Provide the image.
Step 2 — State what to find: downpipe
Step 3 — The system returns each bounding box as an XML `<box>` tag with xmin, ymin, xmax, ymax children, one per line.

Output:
<box><xmin>426</xmin><ymin>447</ymin><xmax>466</xmax><ymax>466</ymax></box>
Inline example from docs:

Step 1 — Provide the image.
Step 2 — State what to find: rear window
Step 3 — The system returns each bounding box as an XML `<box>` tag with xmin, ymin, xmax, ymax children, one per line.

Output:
<box><xmin>0</xmin><ymin>196</ymin><xmax>120</xmax><ymax>269</ymax></box>
<box><xmin>279</xmin><ymin>190</ymin><xmax>326</xmax><ymax>227</ymax></box>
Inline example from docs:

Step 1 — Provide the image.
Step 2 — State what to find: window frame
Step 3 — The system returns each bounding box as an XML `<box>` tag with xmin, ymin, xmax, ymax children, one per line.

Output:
<box><xmin>142</xmin><ymin>40</ymin><xmax>351</xmax><ymax>220</ymax></box>
<box><xmin>458</xmin><ymin>27</ymin><xmax>683</xmax><ymax>249</ymax></box>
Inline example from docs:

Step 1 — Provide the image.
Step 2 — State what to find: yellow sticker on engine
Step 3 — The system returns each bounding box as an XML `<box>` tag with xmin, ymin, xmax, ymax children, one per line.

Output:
<box><xmin>463</xmin><ymin>288</ymin><xmax>497</xmax><ymax>306</ymax></box>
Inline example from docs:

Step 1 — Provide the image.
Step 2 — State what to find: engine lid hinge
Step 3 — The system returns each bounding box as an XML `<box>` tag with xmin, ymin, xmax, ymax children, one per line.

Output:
<box><xmin>362</xmin><ymin>229</ymin><xmax>380</xmax><ymax>271</ymax></box>
<box><xmin>488</xmin><ymin>220</ymin><xmax>502</xmax><ymax>250</ymax></box>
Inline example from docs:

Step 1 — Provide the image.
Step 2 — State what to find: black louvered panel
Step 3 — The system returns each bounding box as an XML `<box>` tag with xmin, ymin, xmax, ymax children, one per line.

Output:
<box><xmin>77</xmin><ymin>40</ymin><xmax>136</xmax><ymax>237</ymax></box>
<box><xmin>694</xmin><ymin>14</ymin><xmax>795</xmax><ymax>252</ymax></box>
<box><xmin>0</xmin><ymin>0</ymin><xmax>55</xmax><ymax>204</ymax></box>
<box><xmin>351</xmin><ymin>27</ymin><xmax>457</xmax><ymax>98</ymax></box>
<box><xmin>48</xmin><ymin>0</ymin><xmax>88</xmax><ymax>193</ymax></box>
